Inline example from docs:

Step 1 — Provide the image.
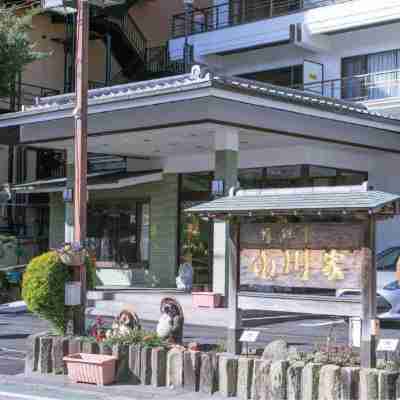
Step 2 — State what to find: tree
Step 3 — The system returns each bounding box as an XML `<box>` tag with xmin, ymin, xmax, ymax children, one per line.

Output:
<box><xmin>0</xmin><ymin>3</ymin><xmax>45</xmax><ymax>98</ymax></box>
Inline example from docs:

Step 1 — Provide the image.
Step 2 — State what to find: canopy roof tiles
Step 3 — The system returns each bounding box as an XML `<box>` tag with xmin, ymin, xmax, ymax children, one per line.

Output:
<box><xmin>5</xmin><ymin>65</ymin><xmax>399</xmax><ymax>126</ymax></box>
<box><xmin>186</xmin><ymin>184</ymin><xmax>400</xmax><ymax>215</ymax></box>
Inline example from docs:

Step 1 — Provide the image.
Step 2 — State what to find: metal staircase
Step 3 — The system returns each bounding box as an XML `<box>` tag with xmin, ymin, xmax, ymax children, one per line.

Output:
<box><xmin>65</xmin><ymin>4</ymin><xmax>188</xmax><ymax>91</ymax></box>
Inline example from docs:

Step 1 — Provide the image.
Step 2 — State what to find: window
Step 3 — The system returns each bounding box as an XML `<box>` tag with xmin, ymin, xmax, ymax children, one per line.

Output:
<box><xmin>179</xmin><ymin>173</ymin><xmax>213</xmax><ymax>289</ymax></box>
<box><xmin>240</xmin><ymin>65</ymin><xmax>303</xmax><ymax>88</ymax></box>
<box><xmin>239</xmin><ymin>165</ymin><xmax>367</xmax><ymax>189</ymax></box>
<box><xmin>342</xmin><ymin>50</ymin><xmax>400</xmax><ymax>100</ymax></box>
<box><xmin>87</xmin><ymin>201</ymin><xmax>150</xmax><ymax>269</ymax></box>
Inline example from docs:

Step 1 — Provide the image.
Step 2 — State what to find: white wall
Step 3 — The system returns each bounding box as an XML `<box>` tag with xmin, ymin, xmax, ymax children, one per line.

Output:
<box><xmin>169</xmin><ymin>0</ymin><xmax>400</xmax><ymax>99</ymax></box>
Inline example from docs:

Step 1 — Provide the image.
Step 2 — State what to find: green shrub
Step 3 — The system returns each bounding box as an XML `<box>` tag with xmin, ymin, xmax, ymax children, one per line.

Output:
<box><xmin>22</xmin><ymin>250</ymin><xmax>96</xmax><ymax>335</ymax></box>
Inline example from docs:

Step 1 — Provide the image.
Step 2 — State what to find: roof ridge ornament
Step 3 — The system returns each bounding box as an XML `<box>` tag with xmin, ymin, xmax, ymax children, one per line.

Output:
<box><xmin>190</xmin><ymin>65</ymin><xmax>211</xmax><ymax>81</ymax></box>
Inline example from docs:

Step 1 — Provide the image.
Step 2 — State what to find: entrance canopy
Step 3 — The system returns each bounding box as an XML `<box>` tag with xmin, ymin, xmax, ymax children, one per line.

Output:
<box><xmin>1</xmin><ymin>66</ymin><xmax>400</xmax><ymax>159</ymax></box>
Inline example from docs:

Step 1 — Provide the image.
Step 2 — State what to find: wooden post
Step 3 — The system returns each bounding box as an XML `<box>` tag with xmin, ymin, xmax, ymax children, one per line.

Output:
<box><xmin>226</xmin><ymin>218</ymin><xmax>242</xmax><ymax>355</ymax></box>
<box><xmin>360</xmin><ymin>214</ymin><xmax>377</xmax><ymax>368</ymax></box>
<box><xmin>73</xmin><ymin>0</ymin><xmax>89</xmax><ymax>334</ymax></box>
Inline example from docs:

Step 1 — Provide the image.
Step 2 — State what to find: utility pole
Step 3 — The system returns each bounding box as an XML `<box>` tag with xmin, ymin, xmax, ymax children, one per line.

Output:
<box><xmin>73</xmin><ymin>0</ymin><xmax>89</xmax><ymax>334</ymax></box>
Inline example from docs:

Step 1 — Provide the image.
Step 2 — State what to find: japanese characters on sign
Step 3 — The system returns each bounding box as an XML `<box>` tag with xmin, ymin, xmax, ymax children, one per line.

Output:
<box><xmin>240</xmin><ymin>223</ymin><xmax>370</xmax><ymax>290</ymax></box>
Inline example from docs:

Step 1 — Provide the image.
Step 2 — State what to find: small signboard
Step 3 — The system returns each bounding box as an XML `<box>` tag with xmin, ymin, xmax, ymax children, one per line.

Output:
<box><xmin>240</xmin><ymin>330</ymin><xmax>260</xmax><ymax>343</ymax></box>
<box><xmin>350</xmin><ymin>317</ymin><xmax>361</xmax><ymax>348</ymax></box>
<box><xmin>377</xmin><ymin>339</ymin><xmax>399</xmax><ymax>352</ymax></box>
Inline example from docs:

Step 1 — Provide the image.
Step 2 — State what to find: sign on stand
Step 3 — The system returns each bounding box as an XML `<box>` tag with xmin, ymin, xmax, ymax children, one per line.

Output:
<box><xmin>240</xmin><ymin>330</ymin><xmax>260</xmax><ymax>357</ymax></box>
<box><xmin>377</xmin><ymin>339</ymin><xmax>399</xmax><ymax>352</ymax></box>
<box><xmin>240</xmin><ymin>330</ymin><xmax>260</xmax><ymax>343</ymax></box>
<box><xmin>349</xmin><ymin>317</ymin><xmax>361</xmax><ymax>348</ymax></box>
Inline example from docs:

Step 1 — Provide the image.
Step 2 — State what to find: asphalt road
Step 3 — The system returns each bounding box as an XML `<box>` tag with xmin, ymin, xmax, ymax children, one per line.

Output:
<box><xmin>1</xmin><ymin>312</ymin><xmax>400</xmax><ymax>376</ymax></box>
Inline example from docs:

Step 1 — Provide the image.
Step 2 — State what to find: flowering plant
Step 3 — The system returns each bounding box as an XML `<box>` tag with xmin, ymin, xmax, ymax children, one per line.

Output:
<box><xmin>88</xmin><ymin>316</ymin><xmax>107</xmax><ymax>342</ymax></box>
<box><xmin>57</xmin><ymin>242</ymin><xmax>87</xmax><ymax>266</ymax></box>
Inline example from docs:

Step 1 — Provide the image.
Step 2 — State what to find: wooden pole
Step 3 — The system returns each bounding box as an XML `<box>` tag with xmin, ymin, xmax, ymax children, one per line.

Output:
<box><xmin>226</xmin><ymin>218</ymin><xmax>242</xmax><ymax>354</ymax></box>
<box><xmin>360</xmin><ymin>214</ymin><xmax>377</xmax><ymax>368</ymax></box>
<box><xmin>73</xmin><ymin>0</ymin><xmax>89</xmax><ymax>334</ymax></box>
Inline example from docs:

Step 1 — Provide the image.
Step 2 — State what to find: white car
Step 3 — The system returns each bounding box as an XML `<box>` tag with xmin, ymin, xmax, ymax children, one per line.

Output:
<box><xmin>337</xmin><ymin>247</ymin><xmax>400</xmax><ymax>320</ymax></box>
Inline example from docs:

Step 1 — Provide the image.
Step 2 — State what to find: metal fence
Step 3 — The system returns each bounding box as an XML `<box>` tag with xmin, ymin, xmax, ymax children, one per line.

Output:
<box><xmin>0</xmin><ymin>81</ymin><xmax>60</xmax><ymax>112</ymax></box>
<box><xmin>293</xmin><ymin>69</ymin><xmax>400</xmax><ymax>102</ymax></box>
<box><xmin>172</xmin><ymin>0</ymin><xmax>354</xmax><ymax>38</ymax></box>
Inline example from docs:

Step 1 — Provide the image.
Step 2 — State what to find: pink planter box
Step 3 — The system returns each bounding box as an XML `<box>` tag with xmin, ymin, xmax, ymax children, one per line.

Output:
<box><xmin>63</xmin><ymin>353</ymin><xmax>117</xmax><ymax>386</ymax></box>
<box><xmin>192</xmin><ymin>292</ymin><xmax>222</xmax><ymax>308</ymax></box>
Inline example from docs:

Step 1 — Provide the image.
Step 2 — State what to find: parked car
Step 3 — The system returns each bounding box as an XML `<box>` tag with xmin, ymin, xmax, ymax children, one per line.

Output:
<box><xmin>336</xmin><ymin>247</ymin><xmax>400</xmax><ymax>320</ymax></box>
<box><xmin>376</xmin><ymin>247</ymin><xmax>400</xmax><ymax>289</ymax></box>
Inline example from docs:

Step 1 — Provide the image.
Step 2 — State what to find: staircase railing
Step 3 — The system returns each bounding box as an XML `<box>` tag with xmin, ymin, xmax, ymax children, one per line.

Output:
<box><xmin>4</xmin><ymin>0</ymin><xmax>40</xmax><ymax>10</ymax></box>
<box><xmin>146</xmin><ymin>45</ymin><xmax>188</xmax><ymax>75</ymax></box>
<box><xmin>107</xmin><ymin>13</ymin><xmax>147</xmax><ymax>62</ymax></box>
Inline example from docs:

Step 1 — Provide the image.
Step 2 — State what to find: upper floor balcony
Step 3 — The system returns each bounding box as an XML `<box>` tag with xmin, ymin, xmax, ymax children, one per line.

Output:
<box><xmin>293</xmin><ymin>69</ymin><xmax>400</xmax><ymax>116</ymax></box>
<box><xmin>170</xmin><ymin>0</ymin><xmax>400</xmax><ymax>58</ymax></box>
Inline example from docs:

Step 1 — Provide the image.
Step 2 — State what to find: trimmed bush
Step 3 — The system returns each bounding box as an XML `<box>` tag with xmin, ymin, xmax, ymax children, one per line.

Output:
<box><xmin>22</xmin><ymin>251</ymin><xmax>96</xmax><ymax>334</ymax></box>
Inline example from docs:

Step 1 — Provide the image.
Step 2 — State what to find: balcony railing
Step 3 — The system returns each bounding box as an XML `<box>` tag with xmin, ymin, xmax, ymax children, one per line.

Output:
<box><xmin>172</xmin><ymin>0</ymin><xmax>354</xmax><ymax>38</ymax></box>
<box><xmin>0</xmin><ymin>81</ymin><xmax>60</xmax><ymax>112</ymax></box>
<box><xmin>293</xmin><ymin>70</ymin><xmax>400</xmax><ymax>103</ymax></box>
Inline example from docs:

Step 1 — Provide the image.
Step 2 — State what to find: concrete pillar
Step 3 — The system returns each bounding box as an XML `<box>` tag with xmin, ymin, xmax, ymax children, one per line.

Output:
<box><xmin>212</xmin><ymin>129</ymin><xmax>240</xmax><ymax>354</ymax></box>
<box><xmin>212</xmin><ymin>128</ymin><xmax>239</xmax><ymax>298</ymax></box>
<box><xmin>65</xmin><ymin>148</ymin><xmax>74</xmax><ymax>243</ymax></box>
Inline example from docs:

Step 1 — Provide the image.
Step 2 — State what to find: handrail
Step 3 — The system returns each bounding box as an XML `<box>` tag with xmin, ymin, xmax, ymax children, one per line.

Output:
<box><xmin>3</xmin><ymin>0</ymin><xmax>40</xmax><ymax>9</ymax></box>
<box><xmin>292</xmin><ymin>69</ymin><xmax>400</xmax><ymax>102</ymax></box>
<box><xmin>172</xmin><ymin>0</ymin><xmax>355</xmax><ymax>38</ymax></box>
<box><xmin>106</xmin><ymin>13</ymin><xmax>147</xmax><ymax>61</ymax></box>
<box><xmin>0</xmin><ymin>81</ymin><xmax>59</xmax><ymax>111</ymax></box>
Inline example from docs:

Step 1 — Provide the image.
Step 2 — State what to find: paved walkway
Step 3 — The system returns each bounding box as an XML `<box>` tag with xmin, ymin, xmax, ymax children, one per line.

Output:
<box><xmin>0</xmin><ymin>375</ymin><xmax>229</xmax><ymax>400</ymax></box>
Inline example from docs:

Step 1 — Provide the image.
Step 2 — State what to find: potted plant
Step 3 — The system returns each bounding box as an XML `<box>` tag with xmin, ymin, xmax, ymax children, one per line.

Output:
<box><xmin>57</xmin><ymin>242</ymin><xmax>87</xmax><ymax>266</ymax></box>
<box><xmin>63</xmin><ymin>353</ymin><xmax>118</xmax><ymax>385</ymax></box>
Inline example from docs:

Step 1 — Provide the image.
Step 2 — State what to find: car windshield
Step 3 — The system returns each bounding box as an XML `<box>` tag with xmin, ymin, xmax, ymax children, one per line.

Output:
<box><xmin>377</xmin><ymin>248</ymin><xmax>400</xmax><ymax>271</ymax></box>
<box><xmin>383</xmin><ymin>281</ymin><xmax>400</xmax><ymax>290</ymax></box>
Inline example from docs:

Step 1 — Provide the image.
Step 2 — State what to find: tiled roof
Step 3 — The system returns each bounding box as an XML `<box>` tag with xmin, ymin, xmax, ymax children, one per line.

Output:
<box><xmin>186</xmin><ymin>185</ymin><xmax>400</xmax><ymax>214</ymax></box>
<box><xmin>15</xmin><ymin>65</ymin><xmax>400</xmax><ymax>125</ymax></box>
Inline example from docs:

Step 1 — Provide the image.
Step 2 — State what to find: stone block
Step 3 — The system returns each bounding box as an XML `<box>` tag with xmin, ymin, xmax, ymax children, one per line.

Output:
<box><xmin>200</xmin><ymin>352</ymin><xmax>219</xmax><ymax>395</ymax></box>
<box><xmin>251</xmin><ymin>359</ymin><xmax>271</xmax><ymax>400</ymax></box>
<box><xmin>113</xmin><ymin>344</ymin><xmax>132</xmax><ymax>383</ymax></box>
<box><xmin>302</xmin><ymin>363</ymin><xmax>322</xmax><ymax>400</ymax></box>
<box><xmin>68</xmin><ymin>337</ymin><xmax>83</xmax><ymax>355</ymax></box>
<box><xmin>129</xmin><ymin>344</ymin><xmax>142</xmax><ymax>385</ymax></box>
<box><xmin>151</xmin><ymin>347</ymin><xmax>167</xmax><ymax>387</ymax></box>
<box><xmin>262</xmin><ymin>340</ymin><xmax>288</xmax><ymax>362</ymax></box>
<box><xmin>51</xmin><ymin>336</ymin><xmax>69</xmax><ymax>375</ymax></box>
<box><xmin>378</xmin><ymin>370</ymin><xmax>398</xmax><ymax>400</ymax></box>
<box><xmin>341</xmin><ymin>367</ymin><xmax>360</xmax><ymax>400</ymax></box>
<box><xmin>25</xmin><ymin>332</ymin><xmax>45</xmax><ymax>374</ymax></box>
<box><xmin>318</xmin><ymin>364</ymin><xmax>341</xmax><ymax>400</ymax></box>
<box><xmin>167</xmin><ymin>348</ymin><xmax>184</xmax><ymax>388</ymax></box>
<box><xmin>184</xmin><ymin>350</ymin><xmax>201</xmax><ymax>391</ymax></box>
<box><xmin>287</xmin><ymin>361</ymin><xmax>304</xmax><ymax>400</ymax></box>
<box><xmin>237</xmin><ymin>357</ymin><xmax>254</xmax><ymax>400</ymax></box>
<box><xmin>269</xmin><ymin>360</ymin><xmax>288</xmax><ymax>400</ymax></box>
<box><xmin>141</xmin><ymin>346</ymin><xmax>152</xmax><ymax>385</ymax></box>
<box><xmin>82</xmin><ymin>341</ymin><xmax>99</xmax><ymax>354</ymax></box>
<box><xmin>38</xmin><ymin>336</ymin><xmax>53</xmax><ymax>374</ymax></box>
<box><xmin>360</xmin><ymin>368</ymin><xmax>379</xmax><ymax>400</ymax></box>
<box><xmin>219</xmin><ymin>355</ymin><xmax>239</xmax><ymax>397</ymax></box>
